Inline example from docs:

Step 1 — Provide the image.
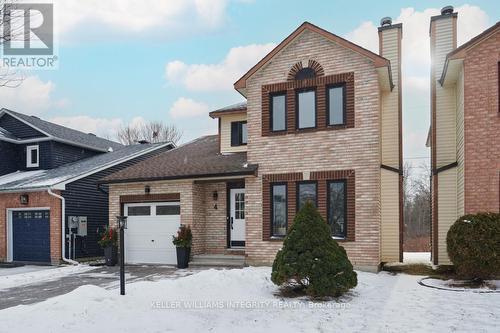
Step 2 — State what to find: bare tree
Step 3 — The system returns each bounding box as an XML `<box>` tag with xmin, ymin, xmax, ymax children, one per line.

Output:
<box><xmin>117</xmin><ymin>120</ymin><xmax>182</xmax><ymax>145</ymax></box>
<box><xmin>0</xmin><ymin>1</ymin><xmax>29</xmax><ymax>87</ymax></box>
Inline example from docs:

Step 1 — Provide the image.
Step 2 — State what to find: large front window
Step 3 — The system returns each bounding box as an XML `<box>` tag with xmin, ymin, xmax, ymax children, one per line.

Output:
<box><xmin>271</xmin><ymin>184</ymin><xmax>287</xmax><ymax>237</ymax></box>
<box><xmin>296</xmin><ymin>89</ymin><xmax>316</xmax><ymax>129</ymax></box>
<box><xmin>328</xmin><ymin>181</ymin><xmax>347</xmax><ymax>238</ymax></box>
<box><xmin>297</xmin><ymin>182</ymin><xmax>317</xmax><ymax>210</ymax></box>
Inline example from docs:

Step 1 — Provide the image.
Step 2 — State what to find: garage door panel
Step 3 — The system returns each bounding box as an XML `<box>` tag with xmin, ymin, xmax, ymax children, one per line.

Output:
<box><xmin>12</xmin><ymin>210</ymin><xmax>50</xmax><ymax>262</ymax></box>
<box><xmin>124</xmin><ymin>203</ymin><xmax>180</xmax><ymax>265</ymax></box>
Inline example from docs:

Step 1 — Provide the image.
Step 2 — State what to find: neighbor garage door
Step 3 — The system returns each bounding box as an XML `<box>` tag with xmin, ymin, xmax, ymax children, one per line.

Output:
<box><xmin>12</xmin><ymin>210</ymin><xmax>50</xmax><ymax>262</ymax></box>
<box><xmin>124</xmin><ymin>202</ymin><xmax>180</xmax><ymax>265</ymax></box>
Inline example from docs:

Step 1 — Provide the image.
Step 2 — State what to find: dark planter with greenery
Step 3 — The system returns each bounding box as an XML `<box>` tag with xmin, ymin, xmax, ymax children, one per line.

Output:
<box><xmin>173</xmin><ymin>225</ymin><xmax>192</xmax><ymax>269</ymax></box>
<box><xmin>98</xmin><ymin>227</ymin><xmax>118</xmax><ymax>266</ymax></box>
<box><xmin>271</xmin><ymin>201</ymin><xmax>357</xmax><ymax>298</ymax></box>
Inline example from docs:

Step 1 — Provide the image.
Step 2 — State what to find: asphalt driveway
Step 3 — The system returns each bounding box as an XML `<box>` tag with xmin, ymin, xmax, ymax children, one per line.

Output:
<box><xmin>0</xmin><ymin>265</ymin><xmax>198</xmax><ymax>310</ymax></box>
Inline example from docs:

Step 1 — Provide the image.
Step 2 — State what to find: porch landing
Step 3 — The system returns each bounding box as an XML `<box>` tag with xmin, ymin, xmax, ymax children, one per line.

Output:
<box><xmin>190</xmin><ymin>254</ymin><xmax>245</xmax><ymax>268</ymax></box>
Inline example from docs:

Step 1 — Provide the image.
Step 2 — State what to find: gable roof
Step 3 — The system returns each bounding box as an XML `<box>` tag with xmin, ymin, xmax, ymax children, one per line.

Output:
<box><xmin>440</xmin><ymin>21</ymin><xmax>500</xmax><ymax>85</ymax></box>
<box><xmin>0</xmin><ymin>142</ymin><xmax>174</xmax><ymax>192</ymax></box>
<box><xmin>0</xmin><ymin>108</ymin><xmax>123</xmax><ymax>152</ymax></box>
<box><xmin>234</xmin><ymin>21</ymin><xmax>392</xmax><ymax>94</ymax></box>
<box><xmin>101</xmin><ymin>135</ymin><xmax>257</xmax><ymax>184</ymax></box>
<box><xmin>209</xmin><ymin>101</ymin><xmax>247</xmax><ymax>118</ymax></box>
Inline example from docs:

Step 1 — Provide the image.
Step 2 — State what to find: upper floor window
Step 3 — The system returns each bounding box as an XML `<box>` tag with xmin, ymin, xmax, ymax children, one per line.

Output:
<box><xmin>231</xmin><ymin>121</ymin><xmax>247</xmax><ymax>146</ymax></box>
<box><xmin>26</xmin><ymin>145</ymin><xmax>39</xmax><ymax>168</ymax></box>
<box><xmin>271</xmin><ymin>93</ymin><xmax>286</xmax><ymax>132</ymax></box>
<box><xmin>327</xmin><ymin>84</ymin><xmax>345</xmax><ymax>126</ymax></box>
<box><xmin>297</xmin><ymin>181</ymin><xmax>317</xmax><ymax>210</ymax></box>
<box><xmin>328</xmin><ymin>180</ymin><xmax>347</xmax><ymax>238</ymax></box>
<box><xmin>295</xmin><ymin>67</ymin><xmax>316</xmax><ymax>80</ymax></box>
<box><xmin>296</xmin><ymin>89</ymin><xmax>316</xmax><ymax>129</ymax></box>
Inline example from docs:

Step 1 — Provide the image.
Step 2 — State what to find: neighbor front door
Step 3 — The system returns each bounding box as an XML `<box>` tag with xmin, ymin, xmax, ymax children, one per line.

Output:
<box><xmin>230</xmin><ymin>188</ymin><xmax>245</xmax><ymax>247</ymax></box>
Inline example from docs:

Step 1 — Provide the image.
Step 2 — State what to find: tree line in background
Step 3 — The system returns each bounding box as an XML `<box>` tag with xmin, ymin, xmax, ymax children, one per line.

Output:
<box><xmin>403</xmin><ymin>162</ymin><xmax>431</xmax><ymax>251</ymax></box>
<box><xmin>116</xmin><ymin>121</ymin><xmax>183</xmax><ymax>145</ymax></box>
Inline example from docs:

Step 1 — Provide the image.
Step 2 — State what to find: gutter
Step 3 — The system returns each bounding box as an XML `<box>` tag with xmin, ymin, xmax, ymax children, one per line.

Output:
<box><xmin>47</xmin><ymin>188</ymin><xmax>78</xmax><ymax>265</ymax></box>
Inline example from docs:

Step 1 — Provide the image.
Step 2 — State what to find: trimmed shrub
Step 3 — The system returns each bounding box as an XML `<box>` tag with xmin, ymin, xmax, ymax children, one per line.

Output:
<box><xmin>271</xmin><ymin>202</ymin><xmax>357</xmax><ymax>297</ymax></box>
<box><xmin>447</xmin><ymin>213</ymin><xmax>500</xmax><ymax>280</ymax></box>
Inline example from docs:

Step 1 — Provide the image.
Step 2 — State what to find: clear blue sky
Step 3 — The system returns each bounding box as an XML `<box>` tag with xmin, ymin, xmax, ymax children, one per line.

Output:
<box><xmin>3</xmin><ymin>1</ymin><xmax>499</xmax><ymax>166</ymax></box>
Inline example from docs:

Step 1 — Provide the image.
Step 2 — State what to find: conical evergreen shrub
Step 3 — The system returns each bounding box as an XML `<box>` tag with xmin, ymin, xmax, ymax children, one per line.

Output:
<box><xmin>271</xmin><ymin>201</ymin><xmax>357</xmax><ymax>297</ymax></box>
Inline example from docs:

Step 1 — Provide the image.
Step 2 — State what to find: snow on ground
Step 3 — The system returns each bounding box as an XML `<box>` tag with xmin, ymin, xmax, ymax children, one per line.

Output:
<box><xmin>1</xmin><ymin>267</ymin><xmax>499</xmax><ymax>332</ymax></box>
<box><xmin>403</xmin><ymin>252</ymin><xmax>431</xmax><ymax>264</ymax></box>
<box><xmin>0</xmin><ymin>265</ymin><xmax>96</xmax><ymax>291</ymax></box>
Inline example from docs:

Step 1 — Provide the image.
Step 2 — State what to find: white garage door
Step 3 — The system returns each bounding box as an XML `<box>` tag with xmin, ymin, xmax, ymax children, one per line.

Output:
<box><xmin>124</xmin><ymin>202</ymin><xmax>180</xmax><ymax>265</ymax></box>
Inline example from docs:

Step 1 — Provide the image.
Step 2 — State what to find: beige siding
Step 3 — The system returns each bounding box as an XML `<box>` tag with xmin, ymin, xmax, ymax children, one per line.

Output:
<box><xmin>437</xmin><ymin>168</ymin><xmax>457</xmax><ymax>265</ymax></box>
<box><xmin>379</xmin><ymin>27</ymin><xmax>401</xmax><ymax>262</ymax></box>
<box><xmin>220</xmin><ymin>113</ymin><xmax>247</xmax><ymax>153</ymax></box>
<box><xmin>380</xmin><ymin>169</ymin><xmax>400</xmax><ymax>261</ymax></box>
<box><xmin>456</xmin><ymin>67</ymin><xmax>465</xmax><ymax>217</ymax></box>
<box><xmin>380</xmin><ymin>28</ymin><xmax>400</xmax><ymax>167</ymax></box>
<box><xmin>434</xmin><ymin>18</ymin><xmax>457</xmax><ymax>167</ymax></box>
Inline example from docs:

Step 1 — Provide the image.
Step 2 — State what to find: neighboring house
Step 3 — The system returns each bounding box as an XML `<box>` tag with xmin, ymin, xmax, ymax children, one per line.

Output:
<box><xmin>428</xmin><ymin>6</ymin><xmax>500</xmax><ymax>265</ymax></box>
<box><xmin>102</xmin><ymin>20</ymin><xmax>403</xmax><ymax>272</ymax></box>
<box><xmin>0</xmin><ymin>108</ymin><xmax>174</xmax><ymax>264</ymax></box>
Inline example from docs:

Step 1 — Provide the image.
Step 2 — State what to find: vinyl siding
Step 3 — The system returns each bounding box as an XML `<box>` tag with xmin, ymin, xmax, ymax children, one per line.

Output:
<box><xmin>0</xmin><ymin>141</ymin><xmax>21</xmax><ymax>175</ymax></box>
<box><xmin>380</xmin><ymin>169</ymin><xmax>399</xmax><ymax>261</ymax></box>
<box><xmin>0</xmin><ymin>113</ymin><xmax>45</xmax><ymax>139</ymax></box>
<box><xmin>220</xmin><ymin>113</ymin><xmax>247</xmax><ymax>153</ymax></box>
<box><xmin>437</xmin><ymin>168</ymin><xmax>457</xmax><ymax>265</ymax></box>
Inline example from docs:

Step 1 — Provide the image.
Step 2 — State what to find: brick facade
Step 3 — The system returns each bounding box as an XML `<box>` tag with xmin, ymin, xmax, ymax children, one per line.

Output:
<box><xmin>245</xmin><ymin>29</ymin><xmax>382</xmax><ymax>270</ymax></box>
<box><xmin>463</xmin><ymin>31</ymin><xmax>500</xmax><ymax>214</ymax></box>
<box><xmin>0</xmin><ymin>191</ymin><xmax>62</xmax><ymax>264</ymax></box>
<box><xmin>108</xmin><ymin>180</ymin><xmax>230</xmax><ymax>256</ymax></box>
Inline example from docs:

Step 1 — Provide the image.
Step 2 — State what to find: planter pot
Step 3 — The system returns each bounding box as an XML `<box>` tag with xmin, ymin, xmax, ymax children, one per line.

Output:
<box><xmin>104</xmin><ymin>246</ymin><xmax>118</xmax><ymax>266</ymax></box>
<box><xmin>176</xmin><ymin>246</ymin><xmax>190</xmax><ymax>269</ymax></box>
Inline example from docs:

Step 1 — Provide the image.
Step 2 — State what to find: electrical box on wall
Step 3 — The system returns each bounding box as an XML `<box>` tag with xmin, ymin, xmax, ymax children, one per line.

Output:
<box><xmin>68</xmin><ymin>216</ymin><xmax>88</xmax><ymax>236</ymax></box>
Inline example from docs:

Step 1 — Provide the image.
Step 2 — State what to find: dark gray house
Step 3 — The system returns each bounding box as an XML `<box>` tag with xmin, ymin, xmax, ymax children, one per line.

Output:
<box><xmin>0</xmin><ymin>108</ymin><xmax>174</xmax><ymax>264</ymax></box>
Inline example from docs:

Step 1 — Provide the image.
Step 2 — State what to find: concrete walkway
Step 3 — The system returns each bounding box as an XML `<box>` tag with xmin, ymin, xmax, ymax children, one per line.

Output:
<box><xmin>0</xmin><ymin>265</ymin><xmax>200</xmax><ymax>310</ymax></box>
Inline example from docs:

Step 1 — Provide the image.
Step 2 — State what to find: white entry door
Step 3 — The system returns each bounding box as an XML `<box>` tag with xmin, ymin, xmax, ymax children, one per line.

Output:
<box><xmin>124</xmin><ymin>202</ymin><xmax>180</xmax><ymax>265</ymax></box>
<box><xmin>230</xmin><ymin>188</ymin><xmax>245</xmax><ymax>247</ymax></box>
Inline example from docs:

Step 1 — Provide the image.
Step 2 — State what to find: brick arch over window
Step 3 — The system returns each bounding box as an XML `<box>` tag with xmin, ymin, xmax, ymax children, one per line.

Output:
<box><xmin>287</xmin><ymin>60</ymin><xmax>325</xmax><ymax>81</ymax></box>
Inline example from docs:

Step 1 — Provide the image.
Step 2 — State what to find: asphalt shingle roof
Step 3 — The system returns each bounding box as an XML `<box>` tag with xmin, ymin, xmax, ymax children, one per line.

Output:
<box><xmin>101</xmin><ymin>135</ymin><xmax>257</xmax><ymax>183</ymax></box>
<box><xmin>0</xmin><ymin>143</ymin><xmax>170</xmax><ymax>191</ymax></box>
<box><xmin>2</xmin><ymin>109</ymin><xmax>123</xmax><ymax>151</ymax></box>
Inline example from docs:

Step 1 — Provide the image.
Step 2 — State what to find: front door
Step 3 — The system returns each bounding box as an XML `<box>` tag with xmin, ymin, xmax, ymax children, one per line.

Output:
<box><xmin>230</xmin><ymin>188</ymin><xmax>245</xmax><ymax>247</ymax></box>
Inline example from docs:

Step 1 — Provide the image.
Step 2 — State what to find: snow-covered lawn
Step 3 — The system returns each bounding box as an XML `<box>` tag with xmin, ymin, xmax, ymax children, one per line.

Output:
<box><xmin>0</xmin><ymin>265</ymin><xmax>96</xmax><ymax>291</ymax></box>
<box><xmin>0</xmin><ymin>267</ymin><xmax>498</xmax><ymax>332</ymax></box>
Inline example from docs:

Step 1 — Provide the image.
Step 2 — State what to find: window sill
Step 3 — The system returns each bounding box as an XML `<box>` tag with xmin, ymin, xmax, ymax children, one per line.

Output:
<box><xmin>269</xmin><ymin>236</ymin><xmax>285</xmax><ymax>241</ymax></box>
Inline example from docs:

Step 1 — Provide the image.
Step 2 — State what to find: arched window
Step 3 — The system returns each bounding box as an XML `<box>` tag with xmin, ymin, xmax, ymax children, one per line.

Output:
<box><xmin>287</xmin><ymin>60</ymin><xmax>324</xmax><ymax>81</ymax></box>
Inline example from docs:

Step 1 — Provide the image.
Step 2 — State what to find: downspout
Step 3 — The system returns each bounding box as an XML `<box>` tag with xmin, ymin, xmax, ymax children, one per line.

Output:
<box><xmin>47</xmin><ymin>188</ymin><xmax>78</xmax><ymax>265</ymax></box>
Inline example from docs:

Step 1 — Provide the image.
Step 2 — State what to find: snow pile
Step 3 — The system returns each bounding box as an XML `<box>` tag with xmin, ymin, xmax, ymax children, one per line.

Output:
<box><xmin>0</xmin><ymin>267</ymin><xmax>499</xmax><ymax>332</ymax></box>
<box><xmin>0</xmin><ymin>265</ymin><xmax>96</xmax><ymax>291</ymax></box>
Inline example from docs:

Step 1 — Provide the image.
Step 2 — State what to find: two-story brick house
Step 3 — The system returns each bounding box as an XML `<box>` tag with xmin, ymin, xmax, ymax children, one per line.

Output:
<box><xmin>102</xmin><ymin>20</ymin><xmax>403</xmax><ymax>271</ymax></box>
<box><xmin>428</xmin><ymin>6</ymin><xmax>500</xmax><ymax>265</ymax></box>
<box><xmin>0</xmin><ymin>109</ymin><xmax>174</xmax><ymax>264</ymax></box>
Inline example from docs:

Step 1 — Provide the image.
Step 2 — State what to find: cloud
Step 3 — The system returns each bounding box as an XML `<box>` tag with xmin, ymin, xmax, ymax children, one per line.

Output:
<box><xmin>165</xmin><ymin>43</ymin><xmax>276</xmax><ymax>91</ymax></box>
<box><xmin>46</xmin><ymin>0</ymin><xmax>230</xmax><ymax>40</ymax></box>
<box><xmin>50</xmin><ymin>115</ymin><xmax>123</xmax><ymax>139</ymax></box>
<box><xmin>344</xmin><ymin>4</ymin><xmax>489</xmax><ymax>163</ymax></box>
<box><xmin>0</xmin><ymin>76</ymin><xmax>61</xmax><ymax>115</ymax></box>
<box><xmin>169</xmin><ymin>97</ymin><xmax>210</xmax><ymax>118</ymax></box>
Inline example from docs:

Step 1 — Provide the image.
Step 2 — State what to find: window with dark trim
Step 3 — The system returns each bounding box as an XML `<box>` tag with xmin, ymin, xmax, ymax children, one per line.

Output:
<box><xmin>327</xmin><ymin>83</ymin><xmax>346</xmax><ymax>126</ymax></box>
<box><xmin>127</xmin><ymin>206</ymin><xmax>151</xmax><ymax>216</ymax></box>
<box><xmin>271</xmin><ymin>183</ymin><xmax>287</xmax><ymax>237</ymax></box>
<box><xmin>270</xmin><ymin>93</ymin><xmax>286</xmax><ymax>132</ymax></box>
<box><xmin>156</xmin><ymin>205</ymin><xmax>180</xmax><ymax>215</ymax></box>
<box><xmin>296</xmin><ymin>89</ymin><xmax>316</xmax><ymax>129</ymax></box>
<box><xmin>327</xmin><ymin>180</ymin><xmax>347</xmax><ymax>238</ymax></box>
<box><xmin>297</xmin><ymin>181</ymin><xmax>317</xmax><ymax>210</ymax></box>
<box><xmin>230</xmin><ymin>121</ymin><xmax>247</xmax><ymax>146</ymax></box>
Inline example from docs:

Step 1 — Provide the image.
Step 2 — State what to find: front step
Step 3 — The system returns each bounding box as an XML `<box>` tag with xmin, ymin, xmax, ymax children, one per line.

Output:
<box><xmin>190</xmin><ymin>254</ymin><xmax>245</xmax><ymax>268</ymax></box>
